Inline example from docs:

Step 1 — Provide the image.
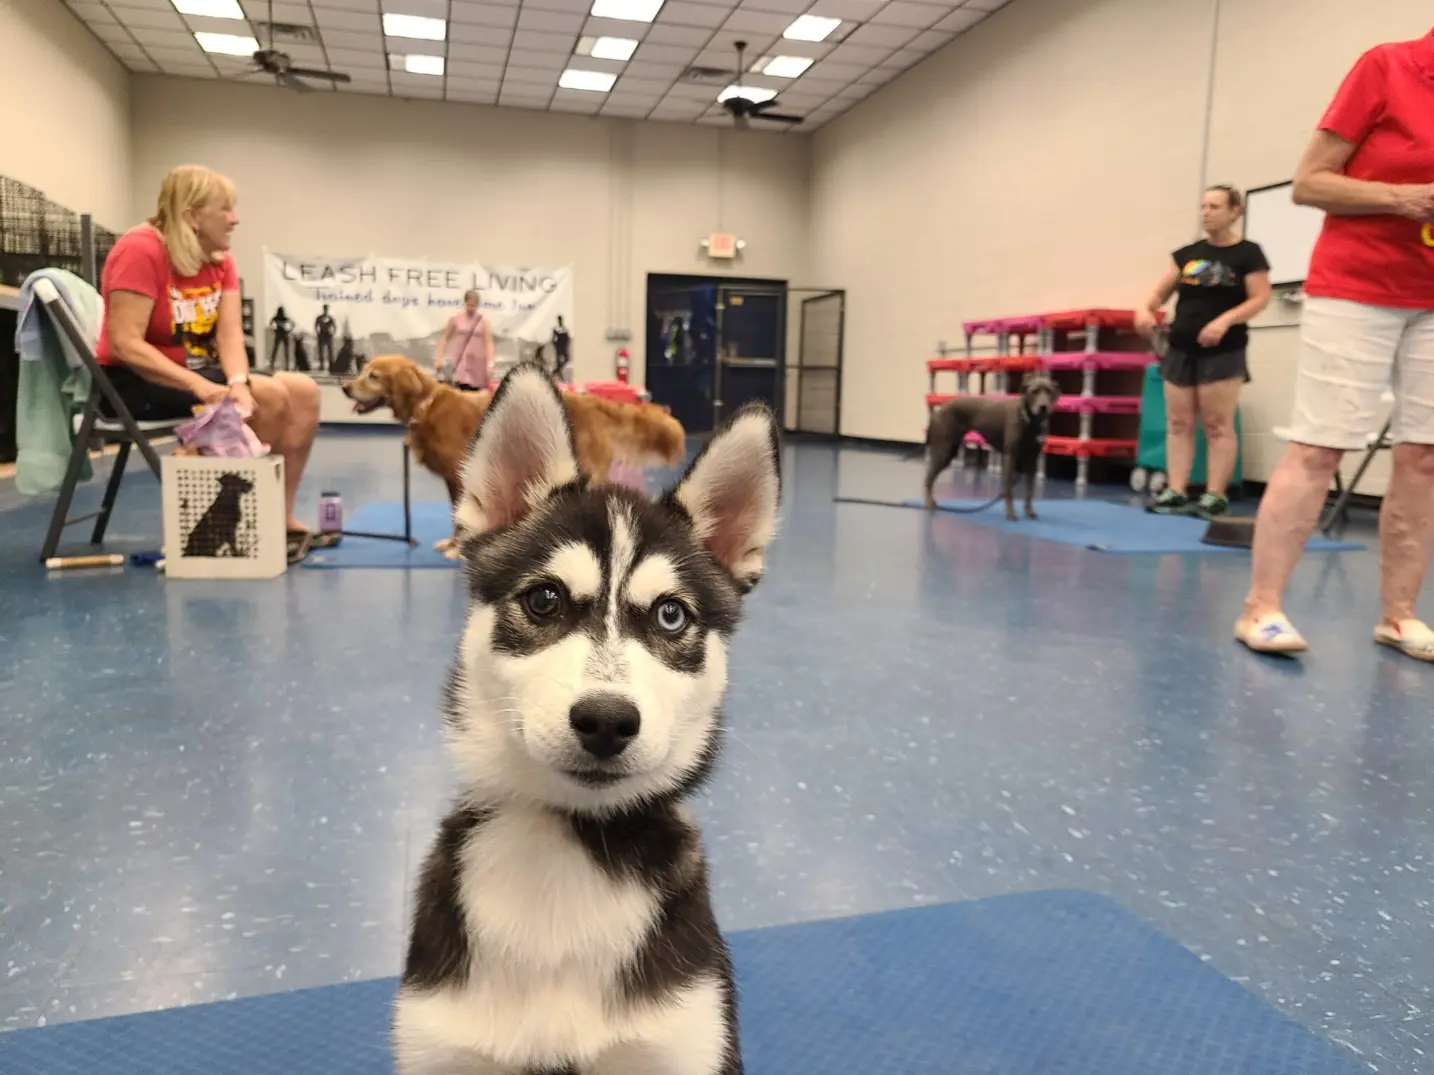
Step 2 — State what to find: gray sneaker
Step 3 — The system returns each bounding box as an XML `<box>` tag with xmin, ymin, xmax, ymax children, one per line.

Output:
<box><xmin>1146</xmin><ymin>488</ymin><xmax>1190</xmax><ymax>515</ymax></box>
<box><xmin>1196</xmin><ymin>492</ymin><xmax>1230</xmax><ymax>518</ymax></box>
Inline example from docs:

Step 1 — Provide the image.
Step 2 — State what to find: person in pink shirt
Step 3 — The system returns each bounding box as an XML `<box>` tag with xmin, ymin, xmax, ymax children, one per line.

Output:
<box><xmin>434</xmin><ymin>289</ymin><xmax>493</xmax><ymax>391</ymax></box>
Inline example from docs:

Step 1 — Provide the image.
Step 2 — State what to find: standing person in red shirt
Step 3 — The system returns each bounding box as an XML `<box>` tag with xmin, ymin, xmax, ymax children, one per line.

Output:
<box><xmin>1236</xmin><ymin>28</ymin><xmax>1434</xmax><ymax>659</ymax></box>
<box><xmin>98</xmin><ymin>164</ymin><xmax>326</xmax><ymax>543</ymax></box>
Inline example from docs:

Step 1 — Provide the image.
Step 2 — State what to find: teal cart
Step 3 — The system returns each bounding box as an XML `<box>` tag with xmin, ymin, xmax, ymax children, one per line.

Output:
<box><xmin>1131</xmin><ymin>363</ymin><xmax>1245</xmax><ymax>497</ymax></box>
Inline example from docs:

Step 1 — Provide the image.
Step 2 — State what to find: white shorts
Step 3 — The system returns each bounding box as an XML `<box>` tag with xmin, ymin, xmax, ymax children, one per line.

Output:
<box><xmin>1289</xmin><ymin>296</ymin><xmax>1434</xmax><ymax>450</ymax></box>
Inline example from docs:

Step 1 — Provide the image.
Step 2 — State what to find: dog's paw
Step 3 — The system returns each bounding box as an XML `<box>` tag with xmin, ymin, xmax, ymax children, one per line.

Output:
<box><xmin>433</xmin><ymin>537</ymin><xmax>455</xmax><ymax>552</ymax></box>
<box><xmin>1005</xmin><ymin>511</ymin><xmax>1018</xmax><ymax>522</ymax></box>
<box><xmin>443</xmin><ymin>545</ymin><xmax>462</xmax><ymax>561</ymax></box>
<box><xmin>923</xmin><ymin>496</ymin><xmax>937</xmax><ymax>510</ymax></box>
<box><xmin>1025</xmin><ymin>509</ymin><xmax>1039</xmax><ymax>520</ymax></box>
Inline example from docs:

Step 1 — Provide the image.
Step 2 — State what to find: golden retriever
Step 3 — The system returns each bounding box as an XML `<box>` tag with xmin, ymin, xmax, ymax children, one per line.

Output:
<box><xmin>342</xmin><ymin>355</ymin><xmax>687</xmax><ymax>553</ymax></box>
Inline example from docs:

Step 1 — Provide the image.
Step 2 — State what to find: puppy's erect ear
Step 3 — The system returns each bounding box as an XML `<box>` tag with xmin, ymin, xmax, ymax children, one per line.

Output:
<box><xmin>668</xmin><ymin>402</ymin><xmax>781</xmax><ymax>591</ymax></box>
<box><xmin>458</xmin><ymin>362</ymin><xmax>579</xmax><ymax>533</ymax></box>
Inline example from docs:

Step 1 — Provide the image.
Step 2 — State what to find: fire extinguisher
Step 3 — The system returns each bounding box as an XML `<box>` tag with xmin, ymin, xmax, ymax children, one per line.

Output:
<box><xmin>615</xmin><ymin>347</ymin><xmax>630</xmax><ymax>384</ymax></box>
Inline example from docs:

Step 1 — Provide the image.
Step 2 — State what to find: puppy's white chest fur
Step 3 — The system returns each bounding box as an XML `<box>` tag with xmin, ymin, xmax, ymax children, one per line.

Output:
<box><xmin>395</xmin><ymin>808</ymin><xmax>661</xmax><ymax>1070</ymax></box>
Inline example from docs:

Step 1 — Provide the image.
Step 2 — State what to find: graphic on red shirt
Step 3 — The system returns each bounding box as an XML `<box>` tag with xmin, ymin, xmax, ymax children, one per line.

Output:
<box><xmin>96</xmin><ymin>225</ymin><xmax>238</xmax><ymax>368</ymax></box>
<box><xmin>169</xmin><ymin>283</ymin><xmax>224</xmax><ymax>365</ymax></box>
<box><xmin>1304</xmin><ymin>30</ymin><xmax>1434</xmax><ymax>309</ymax></box>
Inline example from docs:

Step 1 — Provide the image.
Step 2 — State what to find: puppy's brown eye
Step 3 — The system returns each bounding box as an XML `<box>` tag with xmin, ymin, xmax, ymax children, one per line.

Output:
<box><xmin>522</xmin><ymin>583</ymin><xmax>565</xmax><ymax>620</ymax></box>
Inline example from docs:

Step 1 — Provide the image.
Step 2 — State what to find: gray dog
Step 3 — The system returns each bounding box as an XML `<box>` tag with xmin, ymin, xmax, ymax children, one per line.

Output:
<box><xmin>923</xmin><ymin>373</ymin><xmax>1061</xmax><ymax>521</ymax></box>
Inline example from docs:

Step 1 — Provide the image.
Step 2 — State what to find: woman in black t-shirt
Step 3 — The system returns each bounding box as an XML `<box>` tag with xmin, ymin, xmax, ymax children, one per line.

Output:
<box><xmin>1134</xmin><ymin>185</ymin><xmax>1273</xmax><ymax>517</ymax></box>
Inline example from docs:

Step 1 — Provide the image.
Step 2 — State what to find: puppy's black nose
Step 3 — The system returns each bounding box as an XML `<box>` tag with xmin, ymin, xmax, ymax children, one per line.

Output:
<box><xmin>569</xmin><ymin>694</ymin><xmax>641</xmax><ymax>760</ymax></box>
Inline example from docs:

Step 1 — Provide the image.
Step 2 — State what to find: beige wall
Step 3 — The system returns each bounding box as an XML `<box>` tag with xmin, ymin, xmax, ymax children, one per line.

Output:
<box><xmin>0</xmin><ymin>0</ymin><xmax>131</xmax><ymax>230</ymax></box>
<box><xmin>812</xmin><ymin>0</ymin><xmax>1431</xmax><ymax>490</ymax></box>
<box><xmin>128</xmin><ymin>76</ymin><xmax>810</xmax><ymax>386</ymax></box>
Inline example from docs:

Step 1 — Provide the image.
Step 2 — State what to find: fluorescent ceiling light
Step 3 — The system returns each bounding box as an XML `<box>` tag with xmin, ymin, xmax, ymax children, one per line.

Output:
<box><xmin>590</xmin><ymin>36</ymin><xmax>638</xmax><ymax>61</ymax></box>
<box><xmin>559</xmin><ymin>68</ymin><xmax>617</xmax><ymax>92</ymax></box>
<box><xmin>717</xmin><ymin>84</ymin><xmax>777</xmax><ymax>104</ymax></box>
<box><xmin>194</xmin><ymin>31</ymin><xmax>259</xmax><ymax>56</ymax></box>
<box><xmin>172</xmin><ymin>0</ymin><xmax>243</xmax><ymax>19</ymax></box>
<box><xmin>589</xmin><ymin>0</ymin><xmax>664</xmax><ymax>24</ymax></box>
<box><xmin>759</xmin><ymin>55</ymin><xmax>813</xmax><ymax>78</ymax></box>
<box><xmin>383</xmin><ymin>13</ymin><xmax>446</xmax><ymax>40</ymax></box>
<box><xmin>392</xmin><ymin>52</ymin><xmax>445</xmax><ymax>75</ymax></box>
<box><xmin>783</xmin><ymin>14</ymin><xmax>841</xmax><ymax>42</ymax></box>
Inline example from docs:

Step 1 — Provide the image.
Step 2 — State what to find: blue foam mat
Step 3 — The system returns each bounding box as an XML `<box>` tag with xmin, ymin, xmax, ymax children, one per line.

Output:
<box><xmin>0</xmin><ymin>890</ymin><xmax>1362</xmax><ymax>1074</ymax></box>
<box><xmin>302</xmin><ymin>501</ymin><xmax>457</xmax><ymax>569</ymax></box>
<box><xmin>836</xmin><ymin>496</ymin><xmax>1366</xmax><ymax>554</ymax></box>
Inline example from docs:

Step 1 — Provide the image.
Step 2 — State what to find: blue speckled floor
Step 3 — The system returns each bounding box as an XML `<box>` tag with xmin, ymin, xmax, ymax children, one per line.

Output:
<box><xmin>1</xmin><ymin>432</ymin><xmax>1430</xmax><ymax>1071</ymax></box>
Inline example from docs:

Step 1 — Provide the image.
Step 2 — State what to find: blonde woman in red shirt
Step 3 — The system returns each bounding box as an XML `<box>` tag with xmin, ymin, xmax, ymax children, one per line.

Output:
<box><xmin>1237</xmin><ymin>28</ymin><xmax>1434</xmax><ymax>659</ymax></box>
<box><xmin>97</xmin><ymin>164</ymin><xmax>325</xmax><ymax>543</ymax></box>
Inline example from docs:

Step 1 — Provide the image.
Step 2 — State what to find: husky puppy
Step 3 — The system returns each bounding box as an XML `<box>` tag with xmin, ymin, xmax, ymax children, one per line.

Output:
<box><xmin>392</xmin><ymin>362</ymin><xmax>782</xmax><ymax>1075</ymax></box>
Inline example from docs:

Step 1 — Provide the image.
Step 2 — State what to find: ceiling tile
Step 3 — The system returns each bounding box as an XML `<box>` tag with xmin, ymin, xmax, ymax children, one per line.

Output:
<box><xmin>448</xmin><ymin>44</ymin><xmax>511</xmax><ymax>67</ymax></box>
<box><xmin>131</xmin><ymin>26</ymin><xmax>196</xmax><ymax>47</ymax></box>
<box><xmin>450</xmin><ymin>3</ymin><xmax>518</xmax><ymax>27</ymax></box>
<box><xmin>499</xmin><ymin>87</ymin><xmax>553</xmax><ymax>105</ymax></box>
<box><xmin>907</xmin><ymin>27</ymin><xmax>954</xmax><ymax>50</ymax></box>
<box><xmin>648</xmin><ymin>98</ymin><xmax>706</xmax><ymax>120</ymax></box>
<box><xmin>870</xmin><ymin>1</ymin><xmax>945</xmax><ymax>28</ymax></box>
<box><xmin>109</xmin><ymin>4</ymin><xmax>188</xmax><ymax>30</ymax></box>
<box><xmin>337</xmin><ymin>75</ymin><xmax>393</xmax><ymax>91</ymax></box>
<box><xmin>633</xmin><ymin>41</ymin><xmax>698</xmax><ymax>64</ymax></box>
<box><xmin>65</xmin><ymin>0</ymin><xmax>120</xmax><ymax>27</ymax></box>
<box><xmin>664</xmin><ymin>80</ymin><xmax>719</xmax><ymax>102</ymax></box>
<box><xmin>389</xmin><ymin>71</ymin><xmax>445</xmax><ymax>93</ymax></box>
<box><xmin>381</xmin><ymin>0</ymin><xmax>449</xmax><ymax>18</ymax></box>
<box><xmin>805</xmin><ymin>0</ymin><xmax>885</xmax><ymax>18</ymax></box>
<box><xmin>933</xmin><ymin>8</ymin><xmax>983</xmax><ymax>31</ymax></box>
<box><xmin>720</xmin><ymin>9</ymin><xmax>790</xmax><ymax>35</ymax></box>
<box><xmin>450</xmin><ymin>22</ymin><xmax>513</xmax><ymax>44</ymax></box>
<box><xmin>511</xmin><ymin>28</ymin><xmax>576</xmax><ymax>52</ymax></box>
<box><xmin>517</xmin><ymin>6</ymin><xmax>583</xmax><ymax>32</ymax></box>
<box><xmin>239</xmin><ymin>0</ymin><xmax>312</xmax><ymax>22</ymax></box>
<box><xmin>502</xmin><ymin>65</ymin><xmax>559</xmax><ymax>86</ymax></box>
<box><xmin>313</xmin><ymin>7</ymin><xmax>382</xmax><ymax>31</ymax></box>
<box><xmin>641</xmin><ymin>22</ymin><xmax>706</xmax><ymax>45</ymax></box>
<box><xmin>657</xmin><ymin>1</ymin><xmax>731</xmax><ymax>29</ymax></box>
<box><xmin>549</xmin><ymin>89</ymin><xmax>605</xmax><ymax>113</ymax></box>
<box><xmin>737</xmin><ymin>0</ymin><xmax>808</xmax><ymax>12</ymax></box>
<box><xmin>843</xmin><ymin>21</ymin><xmax>919</xmax><ymax>47</ymax></box>
<box><xmin>613</xmin><ymin>71</ymin><xmax>673</xmax><ymax>91</ymax></box>
<box><xmin>964</xmin><ymin>0</ymin><xmax>1009</xmax><ymax>9</ymax></box>
<box><xmin>825</xmin><ymin>41</ymin><xmax>894</xmax><ymax>64</ymax></box>
<box><xmin>524</xmin><ymin>0</ymin><xmax>591</xmax><ymax>13</ymax></box>
<box><xmin>602</xmin><ymin>99</ymin><xmax>654</xmax><ymax>117</ymax></box>
<box><xmin>89</xmin><ymin>22</ymin><xmax>137</xmax><ymax>45</ymax></box>
<box><xmin>623</xmin><ymin>59</ymin><xmax>683</xmax><ymax>79</ymax></box>
<box><xmin>325</xmin><ymin>47</ymin><xmax>391</xmax><ymax>69</ymax></box>
<box><xmin>447</xmin><ymin>84</ymin><xmax>499</xmax><ymax>102</ymax></box>
<box><xmin>318</xmin><ymin>27</ymin><xmax>382</xmax><ymax>48</ymax></box>
<box><xmin>142</xmin><ymin>43</ymin><xmax>206</xmax><ymax>61</ymax></box>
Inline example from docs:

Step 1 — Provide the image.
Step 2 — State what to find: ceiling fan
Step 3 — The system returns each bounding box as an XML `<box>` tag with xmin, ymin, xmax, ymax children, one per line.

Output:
<box><xmin>234</xmin><ymin>0</ymin><xmax>352</xmax><ymax>93</ymax></box>
<box><xmin>719</xmin><ymin>41</ymin><xmax>804</xmax><ymax>128</ymax></box>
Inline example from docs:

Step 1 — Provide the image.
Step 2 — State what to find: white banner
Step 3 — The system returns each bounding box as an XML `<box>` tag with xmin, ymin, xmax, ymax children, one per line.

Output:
<box><xmin>259</xmin><ymin>249</ymin><xmax>573</xmax><ymax>380</ymax></box>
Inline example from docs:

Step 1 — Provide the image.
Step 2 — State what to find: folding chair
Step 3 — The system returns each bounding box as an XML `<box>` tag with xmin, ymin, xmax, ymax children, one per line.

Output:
<box><xmin>35</xmin><ymin>277</ymin><xmax>185</xmax><ymax>562</ymax></box>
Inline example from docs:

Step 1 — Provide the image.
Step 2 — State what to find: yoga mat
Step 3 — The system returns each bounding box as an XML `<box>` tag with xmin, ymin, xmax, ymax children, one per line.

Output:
<box><xmin>0</xmin><ymin>889</ymin><xmax>1363</xmax><ymax>1074</ymax></box>
<box><xmin>836</xmin><ymin>496</ymin><xmax>1366</xmax><ymax>555</ymax></box>
<box><xmin>302</xmin><ymin>501</ymin><xmax>457</xmax><ymax>569</ymax></box>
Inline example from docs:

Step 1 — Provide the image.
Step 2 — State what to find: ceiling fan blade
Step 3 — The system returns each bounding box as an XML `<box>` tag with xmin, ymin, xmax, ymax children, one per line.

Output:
<box><xmin>289</xmin><ymin>66</ymin><xmax>352</xmax><ymax>83</ymax></box>
<box><xmin>752</xmin><ymin>112</ymin><xmax>804</xmax><ymax>124</ymax></box>
<box><xmin>732</xmin><ymin>113</ymin><xmax>751</xmax><ymax>130</ymax></box>
<box><xmin>278</xmin><ymin>70</ymin><xmax>314</xmax><ymax>93</ymax></box>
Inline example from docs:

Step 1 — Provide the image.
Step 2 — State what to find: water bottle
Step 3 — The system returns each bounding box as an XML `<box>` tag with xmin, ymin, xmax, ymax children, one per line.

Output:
<box><xmin>318</xmin><ymin>491</ymin><xmax>343</xmax><ymax>534</ymax></box>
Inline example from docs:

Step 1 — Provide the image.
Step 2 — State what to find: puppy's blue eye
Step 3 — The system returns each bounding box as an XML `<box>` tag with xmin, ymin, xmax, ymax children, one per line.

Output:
<box><xmin>654</xmin><ymin>599</ymin><xmax>688</xmax><ymax>634</ymax></box>
<box><xmin>523</xmin><ymin>583</ymin><xmax>565</xmax><ymax>619</ymax></box>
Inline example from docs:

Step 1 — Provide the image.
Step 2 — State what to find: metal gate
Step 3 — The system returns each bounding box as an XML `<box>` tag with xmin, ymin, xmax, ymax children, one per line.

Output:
<box><xmin>793</xmin><ymin>290</ymin><xmax>844</xmax><ymax>435</ymax></box>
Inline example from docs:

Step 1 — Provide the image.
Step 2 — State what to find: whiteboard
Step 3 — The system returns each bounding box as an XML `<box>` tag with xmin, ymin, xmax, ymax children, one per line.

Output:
<box><xmin>1243</xmin><ymin>181</ymin><xmax>1327</xmax><ymax>288</ymax></box>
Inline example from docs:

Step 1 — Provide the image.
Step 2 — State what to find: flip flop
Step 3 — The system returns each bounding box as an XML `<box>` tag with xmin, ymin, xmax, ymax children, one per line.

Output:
<box><xmin>286</xmin><ymin>529</ymin><xmax>313</xmax><ymax>564</ymax></box>
<box><xmin>1234</xmin><ymin>612</ymin><xmax>1308</xmax><ymax>655</ymax></box>
<box><xmin>1373</xmin><ymin>619</ymin><xmax>1434</xmax><ymax>662</ymax></box>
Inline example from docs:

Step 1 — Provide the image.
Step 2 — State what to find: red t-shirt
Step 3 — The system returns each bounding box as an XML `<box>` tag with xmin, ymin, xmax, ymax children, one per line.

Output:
<box><xmin>1305</xmin><ymin>30</ymin><xmax>1434</xmax><ymax>309</ymax></box>
<box><xmin>96</xmin><ymin>224</ymin><xmax>239</xmax><ymax>367</ymax></box>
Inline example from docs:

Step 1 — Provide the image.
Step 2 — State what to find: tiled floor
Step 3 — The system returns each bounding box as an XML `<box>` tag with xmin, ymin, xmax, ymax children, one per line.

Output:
<box><xmin>1</xmin><ymin>432</ymin><xmax>1429</xmax><ymax>1071</ymax></box>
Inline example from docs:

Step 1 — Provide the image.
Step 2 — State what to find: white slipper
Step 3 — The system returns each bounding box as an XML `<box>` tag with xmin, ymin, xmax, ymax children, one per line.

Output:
<box><xmin>1234</xmin><ymin>613</ymin><xmax>1308</xmax><ymax>655</ymax></box>
<box><xmin>1373</xmin><ymin>619</ymin><xmax>1434</xmax><ymax>662</ymax></box>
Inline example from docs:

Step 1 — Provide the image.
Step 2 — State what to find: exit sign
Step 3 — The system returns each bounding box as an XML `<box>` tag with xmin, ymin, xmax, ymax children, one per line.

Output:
<box><xmin>706</xmin><ymin>232</ymin><xmax>737</xmax><ymax>259</ymax></box>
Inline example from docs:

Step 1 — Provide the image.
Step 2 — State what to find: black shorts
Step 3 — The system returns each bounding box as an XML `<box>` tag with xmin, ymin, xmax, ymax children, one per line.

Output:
<box><xmin>100</xmin><ymin>364</ymin><xmax>266</xmax><ymax>421</ymax></box>
<box><xmin>1159</xmin><ymin>346</ymin><xmax>1250</xmax><ymax>389</ymax></box>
